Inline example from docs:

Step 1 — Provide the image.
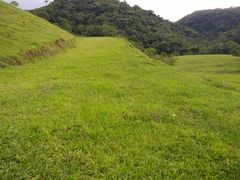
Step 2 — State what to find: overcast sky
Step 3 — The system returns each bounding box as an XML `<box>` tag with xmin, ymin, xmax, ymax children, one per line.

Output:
<box><xmin>4</xmin><ymin>0</ymin><xmax>240</xmax><ymax>21</ymax></box>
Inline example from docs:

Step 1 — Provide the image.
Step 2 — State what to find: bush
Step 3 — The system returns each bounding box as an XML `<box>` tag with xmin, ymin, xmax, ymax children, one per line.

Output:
<box><xmin>161</xmin><ymin>56</ymin><xmax>176</xmax><ymax>66</ymax></box>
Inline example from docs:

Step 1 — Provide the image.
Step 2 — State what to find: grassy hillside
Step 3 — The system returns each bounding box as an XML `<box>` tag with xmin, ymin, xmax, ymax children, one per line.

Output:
<box><xmin>0</xmin><ymin>38</ymin><xmax>240</xmax><ymax>178</ymax></box>
<box><xmin>0</xmin><ymin>1</ymin><xmax>73</xmax><ymax>67</ymax></box>
<box><xmin>176</xmin><ymin>55</ymin><xmax>240</xmax><ymax>91</ymax></box>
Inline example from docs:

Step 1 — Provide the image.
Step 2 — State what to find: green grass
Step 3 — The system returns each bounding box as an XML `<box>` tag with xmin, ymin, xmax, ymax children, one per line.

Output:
<box><xmin>0</xmin><ymin>1</ymin><xmax>72</xmax><ymax>64</ymax></box>
<box><xmin>176</xmin><ymin>55</ymin><xmax>240</xmax><ymax>91</ymax></box>
<box><xmin>0</xmin><ymin>38</ymin><xmax>240</xmax><ymax>178</ymax></box>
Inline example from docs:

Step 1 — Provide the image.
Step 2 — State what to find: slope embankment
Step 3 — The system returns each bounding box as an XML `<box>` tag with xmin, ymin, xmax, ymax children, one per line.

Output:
<box><xmin>0</xmin><ymin>1</ymin><xmax>74</xmax><ymax>67</ymax></box>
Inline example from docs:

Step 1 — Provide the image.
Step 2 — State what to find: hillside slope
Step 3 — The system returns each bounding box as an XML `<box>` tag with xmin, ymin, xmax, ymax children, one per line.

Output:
<box><xmin>0</xmin><ymin>37</ymin><xmax>240</xmax><ymax>178</ymax></box>
<box><xmin>0</xmin><ymin>1</ymin><xmax>73</xmax><ymax>67</ymax></box>
<box><xmin>31</xmin><ymin>0</ymin><xmax>203</xmax><ymax>55</ymax></box>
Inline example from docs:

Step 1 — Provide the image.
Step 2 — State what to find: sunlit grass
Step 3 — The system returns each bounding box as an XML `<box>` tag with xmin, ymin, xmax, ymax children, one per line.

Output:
<box><xmin>0</xmin><ymin>38</ymin><xmax>240</xmax><ymax>178</ymax></box>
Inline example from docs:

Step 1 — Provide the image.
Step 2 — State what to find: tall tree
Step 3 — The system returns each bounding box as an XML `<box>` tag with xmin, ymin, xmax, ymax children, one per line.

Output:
<box><xmin>10</xmin><ymin>1</ymin><xmax>19</xmax><ymax>7</ymax></box>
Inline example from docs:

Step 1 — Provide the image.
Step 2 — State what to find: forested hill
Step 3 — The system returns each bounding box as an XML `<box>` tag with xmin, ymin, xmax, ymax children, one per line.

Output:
<box><xmin>177</xmin><ymin>7</ymin><xmax>240</xmax><ymax>55</ymax></box>
<box><xmin>177</xmin><ymin>7</ymin><xmax>240</xmax><ymax>41</ymax></box>
<box><xmin>31</xmin><ymin>0</ymin><xmax>203</xmax><ymax>55</ymax></box>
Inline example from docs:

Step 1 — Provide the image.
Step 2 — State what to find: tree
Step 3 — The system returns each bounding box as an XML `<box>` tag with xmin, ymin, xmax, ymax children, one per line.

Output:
<box><xmin>10</xmin><ymin>1</ymin><xmax>19</xmax><ymax>6</ymax></box>
<box><xmin>56</xmin><ymin>17</ymin><xmax>72</xmax><ymax>32</ymax></box>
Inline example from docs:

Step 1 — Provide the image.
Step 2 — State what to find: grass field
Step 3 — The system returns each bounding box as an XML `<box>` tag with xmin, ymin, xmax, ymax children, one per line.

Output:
<box><xmin>0</xmin><ymin>37</ymin><xmax>240</xmax><ymax>178</ymax></box>
<box><xmin>176</xmin><ymin>55</ymin><xmax>240</xmax><ymax>91</ymax></box>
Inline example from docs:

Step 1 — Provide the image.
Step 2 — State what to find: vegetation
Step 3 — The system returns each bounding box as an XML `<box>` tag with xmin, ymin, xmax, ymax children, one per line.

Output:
<box><xmin>10</xmin><ymin>1</ymin><xmax>18</xmax><ymax>6</ymax></box>
<box><xmin>175</xmin><ymin>55</ymin><xmax>240</xmax><ymax>91</ymax></box>
<box><xmin>31</xmin><ymin>0</ymin><xmax>204</xmax><ymax>55</ymax></box>
<box><xmin>1</xmin><ymin>36</ymin><xmax>240</xmax><ymax>179</ymax></box>
<box><xmin>0</xmin><ymin>1</ymin><xmax>73</xmax><ymax>67</ymax></box>
<box><xmin>177</xmin><ymin>7</ymin><xmax>240</xmax><ymax>40</ymax></box>
<box><xmin>177</xmin><ymin>7</ymin><xmax>240</xmax><ymax>55</ymax></box>
<box><xmin>31</xmin><ymin>1</ymin><xmax>240</xmax><ymax>56</ymax></box>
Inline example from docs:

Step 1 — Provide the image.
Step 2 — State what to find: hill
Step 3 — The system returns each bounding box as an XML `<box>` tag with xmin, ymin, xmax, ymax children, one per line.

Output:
<box><xmin>0</xmin><ymin>1</ymin><xmax>73</xmax><ymax>67</ymax></box>
<box><xmin>31</xmin><ymin>0</ymin><xmax>204</xmax><ymax>55</ymax></box>
<box><xmin>177</xmin><ymin>7</ymin><xmax>240</xmax><ymax>40</ymax></box>
<box><xmin>177</xmin><ymin>7</ymin><xmax>240</xmax><ymax>55</ymax></box>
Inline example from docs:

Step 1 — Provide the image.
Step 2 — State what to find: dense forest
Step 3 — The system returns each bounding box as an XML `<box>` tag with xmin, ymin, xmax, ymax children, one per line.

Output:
<box><xmin>31</xmin><ymin>0</ymin><xmax>240</xmax><ymax>56</ymax></box>
<box><xmin>177</xmin><ymin>7</ymin><xmax>240</xmax><ymax>55</ymax></box>
<box><xmin>31</xmin><ymin>0</ymin><xmax>204</xmax><ymax>55</ymax></box>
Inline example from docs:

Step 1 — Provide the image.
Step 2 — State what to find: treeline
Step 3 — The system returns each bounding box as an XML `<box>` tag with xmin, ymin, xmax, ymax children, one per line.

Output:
<box><xmin>31</xmin><ymin>0</ymin><xmax>204</xmax><ymax>55</ymax></box>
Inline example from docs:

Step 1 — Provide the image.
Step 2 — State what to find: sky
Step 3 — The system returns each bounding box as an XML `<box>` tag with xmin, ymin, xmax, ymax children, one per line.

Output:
<box><xmin>3</xmin><ymin>0</ymin><xmax>240</xmax><ymax>21</ymax></box>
